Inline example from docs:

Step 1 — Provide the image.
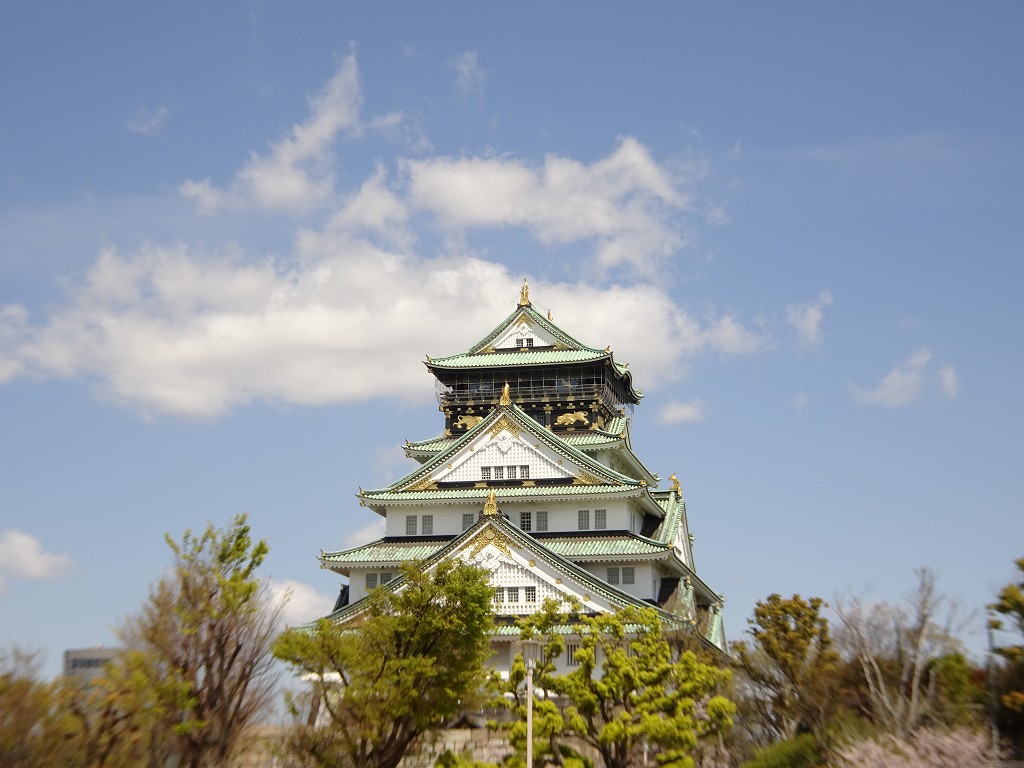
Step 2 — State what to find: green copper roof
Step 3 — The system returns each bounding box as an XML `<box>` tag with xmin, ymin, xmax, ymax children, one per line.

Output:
<box><xmin>360</xmin><ymin>483</ymin><xmax>642</xmax><ymax>503</ymax></box>
<box><xmin>427</xmin><ymin>348</ymin><xmax>612</xmax><ymax>369</ymax></box>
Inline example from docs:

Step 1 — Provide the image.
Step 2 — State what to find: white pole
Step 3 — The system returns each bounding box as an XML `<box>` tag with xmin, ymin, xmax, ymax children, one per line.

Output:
<box><xmin>526</xmin><ymin>663</ymin><xmax>534</xmax><ymax>768</ymax></box>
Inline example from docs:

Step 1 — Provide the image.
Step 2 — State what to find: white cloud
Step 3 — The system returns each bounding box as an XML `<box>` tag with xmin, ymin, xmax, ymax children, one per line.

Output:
<box><xmin>181</xmin><ymin>54</ymin><xmax>364</xmax><ymax>214</ymax></box>
<box><xmin>268</xmin><ymin>579</ymin><xmax>336</xmax><ymax>626</ymax></box>
<box><xmin>343</xmin><ymin>519</ymin><xmax>386</xmax><ymax>548</ymax></box>
<box><xmin>126</xmin><ymin>104</ymin><xmax>172</xmax><ymax>137</ymax></box>
<box><xmin>403</xmin><ymin>137</ymin><xmax>692</xmax><ymax>276</ymax></box>
<box><xmin>0</xmin><ymin>530</ymin><xmax>72</xmax><ymax>592</ymax></box>
<box><xmin>657</xmin><ymin>399</ymin><xmax>706</xmax><ymax>425</ymax></box>
<box><xmin>451</xmin><ymin>51</ymin><xmax>486</xmax><ymax>99</ymax></box>
<box><xmin>785</xmin><ymin>290</ymin><xmax>833</xmax><ymax>348</ymax></box>
<box><xmin>853</xmin><ymin>347</ymin><xmax>959</xmax><ymax>407</ymax></box>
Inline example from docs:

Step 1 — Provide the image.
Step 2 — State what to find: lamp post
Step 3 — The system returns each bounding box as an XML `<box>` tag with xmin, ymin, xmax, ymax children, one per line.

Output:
<box><xmin>521</xmin><ymin>639</ymin><xmax>541</xmax><ymax>768</ymax></box>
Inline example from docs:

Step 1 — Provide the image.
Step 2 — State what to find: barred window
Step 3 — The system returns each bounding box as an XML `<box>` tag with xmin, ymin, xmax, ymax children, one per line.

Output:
<box><xmin>481</xmin><ymin>467</ymin><xmax>492</xmax><ymax>480</ymax></box>
<box><xmin>422</xmin><ymin>515</ymin><xmax>433</xmax><ymax>535</ymax></box>
<box><xmin>507</xmin><ymin>465</ymin><xmax>517</xmax><ymax>480</ymax></box>
<box><xmin>462</xmin><ymin>512</ymin><xmax>474</xmax><ymax>530</ymax></box>
<box><xmin>520</xmin><ymin>465</ymin><xmax>530</xmax><ymax>479</ymax></box>
<box><xmin>578</xmin><ymin>509</ymin><xmax>590</xmax><ymax>530</ymax></box>
<box><xmin>507</xmin><ymin>587</ymin><xmax>519</xmax><ymax>603</ymax></box>
<box><xmin>520</xmin><ymin>511</ymin><xmax>532</xmax><ymax>531</ymax></box>
<box><xmin>623</xmin><ymin>567</ymin><xmax>635</xmax><ymax>585</ymax></box>
<box><xmin>526</xmin><ymin>338</ymin><xmax>534</xmax><ymax>347</ymax></box>
<box><xmin>406</xmin><ymin>515</ymin><xmax>417</xmax><ymax>536</ymax></box>
<box><xmin>607</xmin><ymin>567</ymin><xmax>620</xmax><ymax>585</ymax></box>
<box><xmin>493</xmin><ymin>466</ymin><xmax>504</xmax><ymax>480</ymax></box>
<box><xmin>515</xmin><ymin>338</ymin><xmax>524</xmax><ymax>347</ymax></box>
<box><xmin>380</xmin><ymin>572</ymin><xmax>393</xmax><ymax>584</ymax></box>
<box><xmin>595</xmin><ymin>509</ymin><xmax>607</xmax><ymax>529</ymax></box>
<box><xmin>536</xmin><ymin>511</ymin><xmax>548</xmax><ymax>531</ymax></box>
<box><xmin>493</xmin><ymin>587</ymin><xmax>504</xmax><ymax>603</ymax></box>
<box><xmin>366</xmin><ymin>573</ymin><xmax>378</xmax><ymax>589</ymax></box>
<box><xmin>566</xmin><ymin>643</ymin><xmax>581</xmax><ymax>667</ymax></box>
<box><xmin>525</xmin><ymin>586</ymin><xmax>537</xmax><ymax>602</ymax></box>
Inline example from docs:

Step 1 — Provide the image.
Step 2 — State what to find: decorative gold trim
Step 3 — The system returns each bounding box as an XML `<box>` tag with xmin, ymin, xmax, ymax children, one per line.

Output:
<box><xmin>488</xmin><ymin>415</ymin><xmax>521</xmax><ymax>439</ymax></box>
<box><xmin>499</xmin><ymin>382</ymin><xmax>511</xmax><ymax>406</ymax></box>
<box><xmin>469</xmin><ymin>525</ymin><xmax>513</xmax><ymax>558</ymax></box>
<box><xmin>573</xmin><ymin>471</ymin><xmax>602</xmax><ymax>486</ymax></box>
<box><xmin>519</xmin><ymin>279</ymin><xmax>530</xmax><ymax>307</ymax></box>
<box><xmin>670</xmin><ymin>473</ymin><xmax>681</xmax><ymax>495</ymax></box>
<box><xmin>482</xmin><ymin>490</ymin><xmax>499</xmax><ymax>516</ymax></box>
<box><xmin>409</xmin><ymin>478</ymin><xmax>438</xmax><ymax>491</ymax></box>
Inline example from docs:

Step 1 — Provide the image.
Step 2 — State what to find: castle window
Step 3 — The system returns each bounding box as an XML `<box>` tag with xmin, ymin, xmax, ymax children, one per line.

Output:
<box><xmin>507</xmin><ymin>466</ymin><xmax>517</xmax><ymax>480</ymax></box>
<box><xmin>595</xmin><ymin>509</ymin><xmax>607</xmax><ymax>529</ymax></box>
<box><xmin>520</xmin><ymin>511</ymin><xmax>532</xmax><ymax>531</ymax></box>
<box><xmin>481</xmin><ymin>467</ymin><xmax>492</xmax><ymax>480</ymax></box>
<box><xmin>380</xmin><ymin>572</ymin><xmax>393</xmax><ymax>584</ymax></box>
<box><xmin>525</xmin><ymin>586</ymin><xmax>537</xmax><ymax>603</ymax></box>
<box><xmin>506</xmin><ymin>587</ymin><xmax>519</xmax><ymax>603</ymax></box>
<box><xmin>493</xmin><ymin>466</ymin><xmax>504</xmax><ymax>480</ymax></box>
<box><xmin>566</xmin><ymin>643</ymin><xmax>581</xmax><ymax>667</ymax></box>
<box><xmin>607</xmin><ymin>567</ymin><xmax>620</xmax><ymax>585</ymax></box>
<box><xmin>623</xmin><ymin>567</ymin><xmax>635</xmax><ymax>585</ymax></box>
<box><xmin>406</xmin><ymin>515</ymin><xmax>417</xmax><ymax>536</ymax></box>
<box><xmin>520</xmin><ymin>465</ymin><xmax>530</xmax><ymax>479</ymax></box>
<box><xmin>493</xmin><ymin>587</ymin><xmax>504</xmax><ymax>603</ymax></box>
<box><xmin>578</xmin><ymin>509</ymin><xmax>590</xmax><ymax>530</ymax></box>
<box><xmin>462</xmin><ymin>513</ymin><xmax>474</xmax><ymax>530</ymax></box>
<box><xmin>366</xmin><ymin>573</ymin><xmax>378</xmax><ymax>589</ymax></box>
<box><xmin>422</xmin><ymin>515</ymin><xmax>433</xmax><ymax>535</ymax></box>
<box><xmin>536</xmin><ymin>511</ymin><xmax>548</xmax><ymax>531</ymax></box>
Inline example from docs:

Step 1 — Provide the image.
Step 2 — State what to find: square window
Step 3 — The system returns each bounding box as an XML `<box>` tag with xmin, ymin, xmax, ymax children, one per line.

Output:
<box><xmin>525</xmin><ymin>586</ymin><xmax>537</xmax><ymax>602</ymax></box>
<box><xmin>515</xmin><ymin>338</ymin><xmax>524</xmax><ymax>348</ymax></box>
<box><xmin>493</xmin><ymin>466</ymin><xmax>504</xmax><ymax>480</ymax></box>
<box><xmin>481</xmin><ymin>467</ymin><xmax>491</xmax><ymax>480</ymax></box>
<box><xmin>507</xmin><ymin>587</ymin><xmax>519</xmax><ymax>603</ymax></box>
<box><xmin>536</xmin><ymin>511</ymin><xmax>548</xmax><ymax>531</ymax></box>
<box><xmin>525</xmin><ymin>338</ymin><xmax>534</xmax><ymax>347</ymax></box>
<box><xmin>578</xmin><ymin>509</ymin><xmax>590</xmax><ymax>530</ymax></box>
<box><xmin>520</xmin><ymin>512</ymin><xmax>532</xmax><ymax>531</ymax></box>
<box><xmin>462</xmin><ymin>513</ymin><xmax>474</xmax><ymax>531</ymax></box>
<box><xmin>380</xmin><ymin>572</ymin><xmax>393</xmax><ymax>584</ymax></box>
<box><xmin>595</xmin><ymin>509</ymin><xmax>607</xmax><ymax>529</ymax></box>
<box><xmin>366</xmin><ymin>573</ymin><xmax>378</xmax><ymax>589</ymax></box>
<box><xmin>507</xmin><ymin>465</ymin><xmax>517</xmax><ymax>479</ymax></box>
<box><xmin>422</xmin><ymin>515</ymin><xmax>433</xmax><ymax>535</ymax></box>
<box><xmin>405</xmin><ymin>515</ymin><xmax>417</xmax><ymax>536</ymax></box>
<box><xmin>493</xmin><ymin>587</ymin><xmax>504</xmax><ymax>603</ymax></box>
<box><xmin>607</xmin><ymin>567</ymin><xmax>620</xmax><ymax>585</ymax></box>
<box><xmin>520</xmin><ymin>465</ymin><xmax>530</xmax><ymax>479</ymax></box>
<box><xmin>623</xmin><ymin>567</ymin><xmax>635</xmax><ymax>585</ymax></box>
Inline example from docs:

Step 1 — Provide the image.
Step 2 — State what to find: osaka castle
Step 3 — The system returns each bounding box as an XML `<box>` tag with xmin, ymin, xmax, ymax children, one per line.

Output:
<box><xmin>319</xmin><ymin>282</ymin><xmax>727</xmax><ymax>668</ymax></box>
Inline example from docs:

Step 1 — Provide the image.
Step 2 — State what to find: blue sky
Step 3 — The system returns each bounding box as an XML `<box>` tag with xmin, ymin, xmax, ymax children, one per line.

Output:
<box><xmin>2</xmin><ymin>3</ymin><xmax>1022</xmax><ymax>675</ymax></box>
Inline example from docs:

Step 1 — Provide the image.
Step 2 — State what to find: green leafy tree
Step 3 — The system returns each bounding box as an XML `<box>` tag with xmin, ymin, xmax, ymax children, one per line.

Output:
<box><xmin>991</xmin><ymin>556</ymin><xmax>1024</xmax><ymax>712</ymax></box>
<box><xmin>0</xmin><ymin>647</ymin><xmax>79</xmax><ymax>768</ymax></box>
<box><xmin>273</xmin><ymin>559</ymin><xmax>494</xmax><ymax>768</ymax></box>
<box><xmin>102</xmin><ymin>513</ymin><xmax>281</xmax><ymax>768</ymax></box>
<box><xmin>513</xmin><ymin>604</ymin><xmax>733</xmax><ymax>768</ymax></box>
<box><xmin>731</xmin><ymin>594</ymin><xmax>839</xmax><ymax>746</ymax></box>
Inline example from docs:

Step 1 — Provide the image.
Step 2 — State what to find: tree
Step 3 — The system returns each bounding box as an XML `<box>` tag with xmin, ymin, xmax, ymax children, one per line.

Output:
<box><xmin>105</xmin><ymin>513</ymin><xmax>282</xmax><ymax>768</ymax></box>
<box><xmin>990</xmin><ymin>556</ymin><xmax>1024</xmax><ymax>711</ymax></box>
<box><xmin>835</xmin><ymin>567</ymin><xmax>962</xmax><ymax>738</ymax></box>
<box><xmin>731</xmin><ymin>594</ymin><xmax>839</xmax><ymax>746</ymax></box>
<box><xmin>273</xmin><ymin>559</ymin><xmax>494</xmax><ymax>768</ymax></box>
<box><xmin>0</xmin><ymin>647</ymin><xmax>79</xmax><ymax>768</ymax></box>
<box><xmin>514</xmin><ymin>603</ymin><xmax>734</xmax><ymax>768</ymax></box>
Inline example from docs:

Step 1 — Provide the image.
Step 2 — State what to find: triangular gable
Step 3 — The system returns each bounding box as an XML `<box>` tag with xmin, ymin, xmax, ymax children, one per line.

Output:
<box><xmin>466</xmin><ymin>302</ymin><xmax>598</xmax><ymax>355</ymax></box>
<box><xmin>378</xmin><ymin>403</ymin><xmax>642</xmax><ymax>494</ymax></box>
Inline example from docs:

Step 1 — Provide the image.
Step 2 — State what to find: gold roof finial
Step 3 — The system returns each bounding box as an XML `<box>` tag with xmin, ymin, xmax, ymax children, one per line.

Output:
<box><xmin>670</xmin><ymin>473</ymin><xmax>681</xmax><ymax>495</ymax></box>
<box><xmin>499</xmin><ymin>382</ymin><xmax>511</xmax><ymax>406</ymax></box>
<box><xmin>483</xmin><ymin>489</ymin><xmax>499</xmax><ymax>516</ymax></box>
<box><xmin>519</xmin><ymin>279</ymin><xmax>530</xmax><ymax>307</ymax></box>
<box><xmin>547</xmin><ymin>309</ymin><xmax>553</xmax><ymax>321</ymax></box>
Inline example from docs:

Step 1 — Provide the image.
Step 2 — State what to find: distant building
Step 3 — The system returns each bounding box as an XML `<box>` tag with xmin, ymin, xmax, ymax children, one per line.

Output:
<box><xmin>64</xmin><ymin>647</ymin><xmax>118</xmax><ymax>683</ymax></box>
<box><xmin>317</xmin><ymin>283</ymin><xmax>727</xmax><ymax>671</ymax></box>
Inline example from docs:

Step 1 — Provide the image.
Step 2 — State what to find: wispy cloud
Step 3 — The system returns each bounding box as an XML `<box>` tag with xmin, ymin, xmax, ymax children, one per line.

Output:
<box><xmin>0</xmin><ymin>530</ymin><xmax>72</xmax><ymax>594</ymax></box>
<box><xmin>786</xmin><ymin>290</ymin><xmax>833</xmax><ymax>349</ymax></box>
<box><xmin>180</xmin><ymin>54</ymin><xmax>365</xmax><ymax>214</ymax></box>
<box><xmin>268</xmin><ymin>579</ymin><xmax>336</xmax><ymax>626</ymax></box>
<box><xmin>657</xmin><ymin>399</ymin><xmax>706</xmax><ymax>425</ymax></box>
<box><xmin>852</xmin><ymin>347</ymin><xmax>959</xmax><ymax>407</ymax></box>
<box><xmin>126</xmin><ymin>104</ymin><xmax>172</xmax><ymax>137</ymax></box>
<box><xmin>450</xmin><ymin>50</ymin><xmax>486</xmax><ymax>99</ymax></box>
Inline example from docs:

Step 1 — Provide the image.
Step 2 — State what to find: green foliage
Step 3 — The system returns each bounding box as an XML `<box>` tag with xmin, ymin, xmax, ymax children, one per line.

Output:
<box><xmin>732</xmin><ymin>594</ymin><xmax>839</xmax><ymax>744</ymax></box>
<box><xmin>739</xmin><ymin>733</ymin><xmax>821</xmax><ymax>768</ymax></box>
<box><xmin>507</xmin><ymin>602</ymin><xmax>734</xmax><ymax>768</ymax></box>
<box><xmin>434</xmin><ymin>748</ymin><xmax>499</xmax><ymax>768</ymax></box>
<box><xmin>274</xmin><ymin>559</ymin><xmax>494</xmax><ymax>768</ymax></box>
